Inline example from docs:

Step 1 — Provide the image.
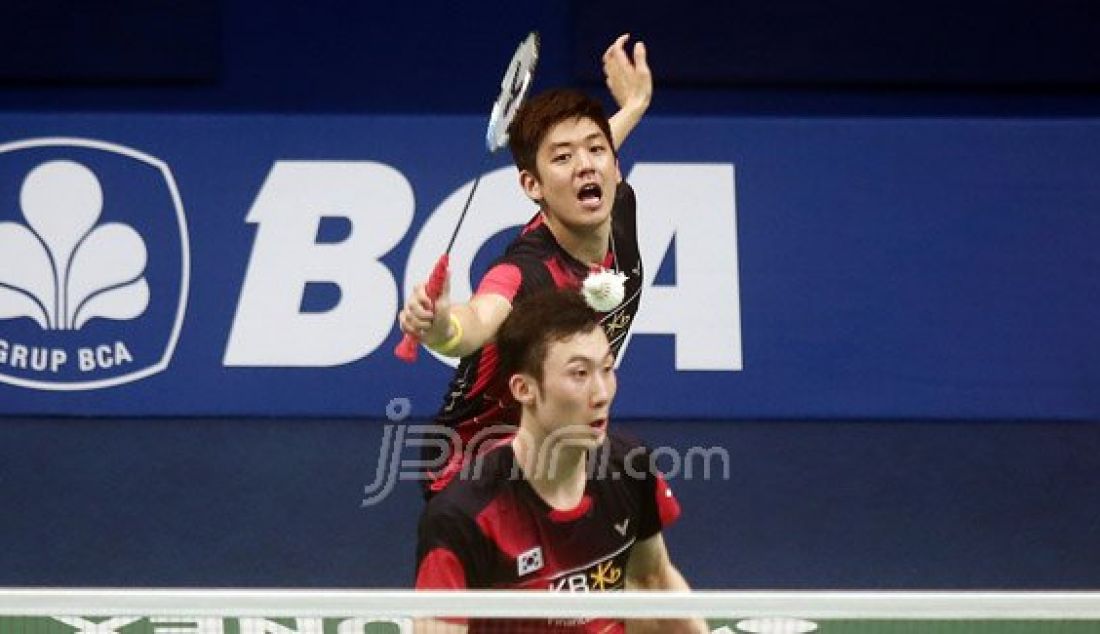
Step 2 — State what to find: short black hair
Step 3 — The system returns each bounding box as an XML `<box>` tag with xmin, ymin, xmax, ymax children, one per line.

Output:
<box><xmin>507</xmin><ymin>88</ymin><xmax>616</xmax><ymax>178</ymax></box>
<box><xmin>496</xmin><ymin>289</ymin><xmax>601</xmax><ymax>384</ymax></box>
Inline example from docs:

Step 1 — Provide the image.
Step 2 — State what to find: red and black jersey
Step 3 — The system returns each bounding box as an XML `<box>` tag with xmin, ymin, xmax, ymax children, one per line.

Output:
<box><xmin>424</xmin><ymin>182</ymin><xmax>643</xmax><ymax>496</ymax></box>
<box><xmin>415</xmin><ymin>432</ymin><xmax>681</xmax><ymax>633</ymax></box>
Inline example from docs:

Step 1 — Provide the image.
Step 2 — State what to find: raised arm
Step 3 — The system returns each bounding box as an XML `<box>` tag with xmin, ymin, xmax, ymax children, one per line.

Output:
<box><xmin>624</xmin><ymin>533</ymin><xmax>709</xmax><ymax>634</ymax></box>
<box><xmin>604</xmin><ymin>33</ymin><xmax>653</xmax><ymax>150</ymax></box>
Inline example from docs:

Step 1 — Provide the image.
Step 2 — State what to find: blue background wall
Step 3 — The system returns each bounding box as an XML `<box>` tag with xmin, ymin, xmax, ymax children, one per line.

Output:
<box><xmin>4</xmin><ymin>0</ymin><xmax>1100</xmax><ymax>115</ymax></box>
<box><xmin>2</xmin><ymin>417</ymin><xmax>1099</xmax><ymax>589</ymax></box>
<box><xmin>2</xmin><ymin>0</ymin><xmax>1099</xmax><ymax>590</ymax></box>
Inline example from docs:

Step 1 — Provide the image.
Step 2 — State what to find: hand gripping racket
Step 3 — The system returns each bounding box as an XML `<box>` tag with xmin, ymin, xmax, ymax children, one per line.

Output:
<box><xmin>395</xmin><ymin>31</ymin><xmax>540</xmax><ymax>362</ymax></box>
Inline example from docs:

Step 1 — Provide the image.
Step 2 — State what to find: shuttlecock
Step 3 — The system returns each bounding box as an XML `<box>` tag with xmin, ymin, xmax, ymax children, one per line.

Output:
<box><xmin>581</xmin><ymin>268</ymin><xmax>627</xmax><ymax>312</ymax></box>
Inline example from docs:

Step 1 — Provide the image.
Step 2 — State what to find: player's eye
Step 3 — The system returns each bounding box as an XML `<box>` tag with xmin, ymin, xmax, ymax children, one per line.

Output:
<box><xmin>553</xmin><ymin>153</ymin><xmax>570</xmax><ymax>163</ymax></box>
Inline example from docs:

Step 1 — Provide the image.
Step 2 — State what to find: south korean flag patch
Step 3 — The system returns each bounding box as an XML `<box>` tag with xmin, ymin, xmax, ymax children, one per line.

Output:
<box><xmin>517</xmin><ymin>546</ymin><xmax>544</xmax><ymax>577</ymax></box>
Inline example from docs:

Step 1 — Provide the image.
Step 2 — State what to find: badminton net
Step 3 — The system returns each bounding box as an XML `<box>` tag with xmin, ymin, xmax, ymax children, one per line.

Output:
<box><xmin>2</xmin><ymin>589</ymin><xmax>1100</xmax><ymax>633</ymax></box>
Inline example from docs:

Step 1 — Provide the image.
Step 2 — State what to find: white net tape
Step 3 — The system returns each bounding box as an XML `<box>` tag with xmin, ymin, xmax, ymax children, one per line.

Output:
<box><xmin>2</xmin><ymin>590</ymin><xmax>1099</xmax><ymax>634</ymax></box>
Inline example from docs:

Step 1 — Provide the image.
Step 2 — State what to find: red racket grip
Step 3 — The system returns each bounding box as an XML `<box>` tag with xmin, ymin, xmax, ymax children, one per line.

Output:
<box><xmin>395</xmin><ymin>254</ymin><xmax>450</xmax><ymax>363</ymax></box>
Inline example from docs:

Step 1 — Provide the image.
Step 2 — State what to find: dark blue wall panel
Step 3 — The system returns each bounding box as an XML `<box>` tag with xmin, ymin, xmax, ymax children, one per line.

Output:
<box><xmin>574</xmin><ymin>0</ymin><xmax>1100</xmax><ymax>88</ymax></box>
<box><xmin>2</xmin><ymin>1</ymin><xmax>1099</xmax><ymax>114</ymax></box>
<box><xmin>2</xmin><ymin>418</ymin><xmax>1098</xmax><ymax>589</ymax></box>
<box><xmin>0</xmin><ymin>0</ymin><xmax>220</xmax><ymax>82</ymax></box>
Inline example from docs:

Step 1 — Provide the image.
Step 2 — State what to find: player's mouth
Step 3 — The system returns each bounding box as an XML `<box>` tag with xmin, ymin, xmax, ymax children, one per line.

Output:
<box><xmin>589</xmin><ymin>418</ymin><xmax>608</xmax><ymax>431</ymax></box>
<box><xmin>577</xmin><ymin>183</ymin><xmax>603</xmax><ymax>211</ymax></box>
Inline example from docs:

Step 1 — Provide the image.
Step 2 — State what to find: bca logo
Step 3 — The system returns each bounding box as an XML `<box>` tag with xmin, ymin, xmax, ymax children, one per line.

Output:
<box><xmin>0</xmin><ymin>138</ymin><xmax>189</xmax><ymax>390</ymax></box>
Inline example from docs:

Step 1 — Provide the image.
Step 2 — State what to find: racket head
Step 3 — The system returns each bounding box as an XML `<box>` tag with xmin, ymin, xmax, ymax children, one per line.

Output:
<box><xmin>485</xmin><ymin>31</ymin><xmax>540</xmax><ymax>153</ymax></box>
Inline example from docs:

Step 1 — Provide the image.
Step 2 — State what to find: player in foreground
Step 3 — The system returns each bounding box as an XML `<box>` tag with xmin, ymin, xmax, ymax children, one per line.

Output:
<box><xmin>414</xmin><ymin>290</ymin><xmax>707</xmax><ymax>634</ymax></box>
<box><xmin>398</xmin><ymin>35</ymin><xmax>653</xmax><ymax>496</ymax></box>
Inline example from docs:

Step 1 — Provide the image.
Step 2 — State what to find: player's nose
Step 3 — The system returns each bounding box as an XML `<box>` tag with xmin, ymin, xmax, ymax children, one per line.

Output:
<box><xmin>575</xmin><ymin>149</ymin><xmax>595</xmax><ymax>172</ymax></box>
<box><xmin>590</xmin><ymin>370</ymin><xmax>614</xmax><ymax>408</ymax></box>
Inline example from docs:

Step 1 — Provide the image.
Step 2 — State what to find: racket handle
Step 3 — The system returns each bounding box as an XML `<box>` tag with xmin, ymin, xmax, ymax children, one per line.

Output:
<box><xmin>394</xmin><ymin>254</ymin><xmax>450</xmax><ymax>363</ymax></box>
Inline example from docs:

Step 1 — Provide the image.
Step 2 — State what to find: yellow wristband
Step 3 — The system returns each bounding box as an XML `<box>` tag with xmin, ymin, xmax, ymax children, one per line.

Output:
<box><xmin>428</xmin><ymin>314</ymin><xmax>463</xmax><ymax>356</ymax></box>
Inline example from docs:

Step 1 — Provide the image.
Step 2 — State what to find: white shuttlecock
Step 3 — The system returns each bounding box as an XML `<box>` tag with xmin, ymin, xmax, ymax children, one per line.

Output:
<box><xmin>581</xmin><ymin>268</ymin><xmax>627</xmax><ymax>312</ymax></box>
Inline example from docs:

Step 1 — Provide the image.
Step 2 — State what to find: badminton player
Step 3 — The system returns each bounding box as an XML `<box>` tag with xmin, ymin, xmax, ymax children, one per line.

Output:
<box><xmin>414</xmin><ymin>290</ymin><xmax>707</xmax><ymax>634</ymax></box>
<box><xmin>398</xmin><ymin>35</ymin><xmax>653</xmax><ymax>496</ymax></box>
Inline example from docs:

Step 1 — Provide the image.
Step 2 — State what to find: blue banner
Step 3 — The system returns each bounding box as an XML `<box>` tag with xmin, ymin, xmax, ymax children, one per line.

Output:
<box><xmin>1</xmin><ymin>113</ymin><xmax>1097</xmax><ymax>419</ymax></box>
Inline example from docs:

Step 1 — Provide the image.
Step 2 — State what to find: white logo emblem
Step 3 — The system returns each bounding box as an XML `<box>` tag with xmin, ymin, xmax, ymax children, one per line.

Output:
<box><xmin>1</xmin><ymin>160</ymin><xmax>149</xmax><ymax>330</ymax></box>
<box><xmin>614</xmin><ymin>518</ymin><xmax>630</xmax><ymax>536</ymax></box>
<box><xmin>0</xmin><ymin>138</ymin><xmax>189</xmax><ymax>390</ymax></box>
<box><xmin>517</xmin><ymin>546</ymin><xmax>544</xmax><ymax>577</ymax></box>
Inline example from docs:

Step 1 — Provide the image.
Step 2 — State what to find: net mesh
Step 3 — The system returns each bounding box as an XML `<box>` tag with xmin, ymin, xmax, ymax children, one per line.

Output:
<box><xmin>1</xmin><ymin>590</ymin><xmax>1099</xmax><ymax>634</ymax></box>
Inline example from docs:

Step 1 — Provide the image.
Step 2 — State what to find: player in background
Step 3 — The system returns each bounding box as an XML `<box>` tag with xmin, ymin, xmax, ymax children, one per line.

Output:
<box><xmin>398</xmin><ymin>35</ymin><xmax>654</xmax><ymax>496</ymax></box>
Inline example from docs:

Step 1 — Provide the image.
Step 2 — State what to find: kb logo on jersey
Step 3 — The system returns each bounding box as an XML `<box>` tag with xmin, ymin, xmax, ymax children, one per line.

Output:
<box><xmin>0</xmin><ymin>138</ymin><xmax>189</xmax><ymax>390</ymax></box>
<box><xmin>548</xmin><ymin>559</ymin><xmax>625</xmax><ymax>592</ymax></box>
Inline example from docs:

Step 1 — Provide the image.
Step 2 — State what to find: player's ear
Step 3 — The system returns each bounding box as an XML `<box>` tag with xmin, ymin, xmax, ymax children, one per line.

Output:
<box><xmin>519</xmin><ymin>169</ymin><xmax>542</xmax><ymax>204</ymax></box>
<box><xmin>510</xmin><ymin>372</ymin><xmax>537</xmax><ymax>405</ymax></box>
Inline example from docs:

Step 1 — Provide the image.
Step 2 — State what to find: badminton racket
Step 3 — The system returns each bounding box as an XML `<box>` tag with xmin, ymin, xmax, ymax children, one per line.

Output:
<box><xmin>395</xmin><ymin>31</ymin><xmax>540</xmax><ymax>362</ymax></box>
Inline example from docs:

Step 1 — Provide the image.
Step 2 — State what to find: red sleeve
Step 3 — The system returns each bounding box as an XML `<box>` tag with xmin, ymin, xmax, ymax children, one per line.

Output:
<box><xmin>415</xmin><ymin>547</ymin><xmax>469</xmax><ymax>626</ymax></box>
<box><xmin>654</xmin><ymin>474</ymin><xmax>682</xmax><ymax>528</ymax></box>
<box><xmin>415</xmin><ymin>547</ymin><xmax>468</xmax><ymax>589</ymax></box>
<box><xmin>475</xmin><ymin>263</ymin><xmax>522</xmax><ymax>302</ymax></box>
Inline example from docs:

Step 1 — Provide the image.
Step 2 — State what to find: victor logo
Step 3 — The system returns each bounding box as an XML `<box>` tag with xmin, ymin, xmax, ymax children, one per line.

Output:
<box><xmin>613</xmin><ymin>518</ymin><xmax>630</xmax><ymax>536</ymax></box>
<box><xmin>0</xmin><ymin>138</ymin><xmax>189</xmax><ymax>390</ymax></box>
